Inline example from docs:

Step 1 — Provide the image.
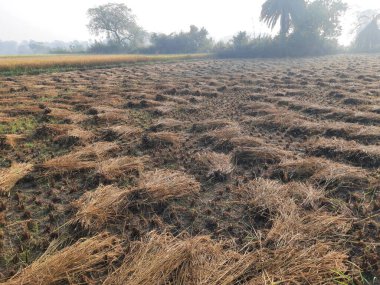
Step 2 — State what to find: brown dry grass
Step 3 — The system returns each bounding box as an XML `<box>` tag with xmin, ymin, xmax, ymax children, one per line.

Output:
<box><xmin>207</xmin><ymin>244</ymin><xmax>350</xmax><ymax>285</ymax></box>
<box><xmin>192</xmin><ymin>119</ymin><xmax>236</xmax><ymax>133</ymax></box>
<box><xmin>2</xmin><ymin>134</ymin><xmax>26</xmax><ymax>148</ymax></box>
<box><xmin>133</xmin><ymin>169</ymin><xmax>200</xmax><ymax>201</ymax></box>
<box><xmin>241</xmin><ymin>101</ymin><xmax>280</xmax><ymax>116</ymax></box>
<box><xmin>194</xmin><ymin>151</ymin><xmax>234</xmax><ymax>179</ymax></box>
<box><xmin>272</xmin><ymin>156</ymin><xmax>372</xmax><ymax>192</ymax></box>
<box><xmin>72</xmin><ymin>185</ymin><xmax>129</xmax><ymax>231</ymax></box>
<box><xmin>143</xmin><ymin>132</ymin><xmax>183</xmax><ymax>147</ymax></box>
<box><xmin>97</xmin><ymin>156</ymin><xmax>147</xmax><ymax>180</ymax></box>
<box><xmin>66</xmin><ymin>128</ymin><xmax>94</xmax><ymax>142</ymax></box>
<box><xmin>250</xmin><ymin>112</ymin><xmax>320</xmax><ymax>136</ymax></box>
<box><xmin>199</xmin><ymin>125</ymin><xmax>241</xmax><ymax>145</ymax></box>
<box><xmin>103</xmin><ymin>232</ymin><xmax>220</xmax><ymax>285</ymax></box>
<box><xmin>271</xmin><ymin>157</ymin><xmax>329</xmax><ymax>181</ymax></box>
<box><xmin>49</xmin><ymin>108</ymin><xmax>87</xmax><ymax>123</ymax></box>
<box><xmin>109</xmin><ymin>125</ymin><xmax>143</xmax><ymax>138</ymax></box>
<box><xmin>234</xmin><ymin>147</ymin><xmax>291</xmax><ymax>166</ymax></box>
<box><xmin>151</xmin><ymin>118</ymin><xmax>185</xmax><ymax>131</ymax></box>
<box><xmin>237</xmin><ymin>179</ymin><xmax>325</xmax><ymax>214</ymax></box>
<box><xmin>3</xmin><ymin>233</ymin><xmax>122</xmax><ymax>285</ymax></box>
<box><xmin>72</xmin><ymin>170</ymin><xmax>199</xmax><ymax>231</ymax></box>
<box><xmin>229</xmin><ymin>136</ymin><xmax>264</xmax><ymax>148</ymax></box>
<box><xmin>308</xmin><ymin>137</ymin><xmax>380</xmax><ymax>168</ymax></box>
<box><xmin>0</xmin><ymin>163</ymin><xmax>33</xmax><ymax>195</ymax></box>
<box><xmin>41</xmin><ymin>142</ymin><xmax>119</xmax><ymax>172</ymax></box>
<box><xmin>102</xmin><ymin>231</ymin><xmax>352</xmax><ymax>285</ymax></box>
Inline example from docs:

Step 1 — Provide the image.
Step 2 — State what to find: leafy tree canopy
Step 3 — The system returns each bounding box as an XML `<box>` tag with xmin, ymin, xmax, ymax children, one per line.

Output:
<box><xmin>147</xmin><ymin>25</ymin><xmax>213</xmax><ymax>54</ymax></box>
<box><xmin>353</xmin><ymin>11</ymin><xmax>380</xmax><ymax>51</ymax></box>
<box><xmin>260</xmin><ymin>0</ymin><xmax>306</xmax><ymax>37</ymax></box>
<box><xmin>87</xmin><ymin>3</ymin><xmax>145</xmax><ymax>48</ymax></box>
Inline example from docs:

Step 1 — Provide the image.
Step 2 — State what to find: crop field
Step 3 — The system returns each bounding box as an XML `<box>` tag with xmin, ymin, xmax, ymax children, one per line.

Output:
<box><xmin>0</xmin><ymin>54</ymin><xmax>379</xmax><ymax>284</ymax></box>
<box><xmin>0</xmin><ymin>54</ymin><xmax>208</xmax><ymax>76</ymax></box>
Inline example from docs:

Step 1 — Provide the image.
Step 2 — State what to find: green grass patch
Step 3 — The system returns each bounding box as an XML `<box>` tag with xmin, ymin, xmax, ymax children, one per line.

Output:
<box><xmin>0</xmin><ymin>117</ymin><xmax>38</xmax><ymax>134</ymax></box>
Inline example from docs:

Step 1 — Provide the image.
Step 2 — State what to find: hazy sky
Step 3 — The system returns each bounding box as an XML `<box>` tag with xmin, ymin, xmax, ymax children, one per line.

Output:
<box><xmin>1</xmin><ymin>0</ymin><xmax>380</xmax><ymax>45</ymax></box>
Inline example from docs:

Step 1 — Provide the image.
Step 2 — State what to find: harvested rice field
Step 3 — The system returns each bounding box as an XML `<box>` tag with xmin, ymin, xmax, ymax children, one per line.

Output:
<box><xmin>0</xmin><ymin>54</ymin><xmax>379</xmax><ymax>284</ymax></box>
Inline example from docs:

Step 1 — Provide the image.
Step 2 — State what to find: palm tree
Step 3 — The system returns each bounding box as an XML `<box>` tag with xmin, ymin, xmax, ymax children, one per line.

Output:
<box><xmin>260</xmin><ymin>0</ymin><xmax>306</xmax><ymax>38</ymax></box>
<box><xmin>354</xmin><ymin>14</ymin><xmax>380</xmax><ymax>51</ymax></box>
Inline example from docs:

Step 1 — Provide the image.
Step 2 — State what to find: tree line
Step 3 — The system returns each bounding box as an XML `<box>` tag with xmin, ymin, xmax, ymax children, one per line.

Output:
<box><xmin>86</xmin><ymin>1</ymin><xmax>380</xmax><ymax>57</ymax></box>
<box><xmin>1</xmin><ymin>1</ymin><xmax>378</xmax><ymax>56</ymax></box>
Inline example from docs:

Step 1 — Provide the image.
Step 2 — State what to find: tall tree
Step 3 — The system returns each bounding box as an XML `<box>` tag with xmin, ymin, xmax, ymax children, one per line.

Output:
<box><xmin>354</xmin><ymin>13</ymin><xmax>380</xmax><ymax>51</ymax></box>
<box><xmin>302</xmin><ymin>0</ymin><xmax>348</xmax><ymax>39</ymax></box>
<box><xmin>260</xmin><ymin>0</ymin><xmax>306</xmax><ymax>38</ymax></box>
<box><xmin>87</xmin><ymin>3</ymin><xmax>144</xmax><ymax>48</ymax></box>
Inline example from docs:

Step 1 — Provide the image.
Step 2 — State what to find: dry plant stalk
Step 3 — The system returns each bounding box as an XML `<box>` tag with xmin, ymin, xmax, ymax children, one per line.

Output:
<box><xmin>72</xmin><ymin>185</ymin><xmax>130</xmax><ymax>231</ymax></box>
<box><xmin>237</xmin><ymin>179</ymin><xmax>325</xmax><ymax>214</ymax></box>
<box><xmin>49</xmin><ymin>108</ymin><xmax>87</xmax><ymax>123</ymax></box>
<box><xmin>195</xmin><ymin>151</ymin><xmax>233</xmax><ymax>178</ymax></box>
<box><xmin>103</xmin><ymin>231</ymin><xmax>351</xmax><ymax>285</ymax></box>
<box><xmin>312</xmin><ymin>162</ymin><xmax>370</xmax><ymax>191</ymax></box>
<box><xmin>109</xmin><ymin>125</ymin><xmax>143</xmax><ymax>138</ymax></box>
<box><xmin>308</xmin><ymin>137</ymin><xmax>380</xmax><ymax>168</ymax></box>
<box><xmin>200</xmin><ymin>125</ymin><xmax>241</xmax><ymax>144</ymax></box>
<box><xmin>4</xmin><ymin>233</ymin><xmax>122</xmax><ymax>285</ymax></box>
<box><xmin>229</xmin><ymin>136</ymin><xmax>264</xmax><ymax>148</ymax></box>
<box><xmin>103</xmin><ymin>232</ymin><xmax>222</xmax><ymax>285</ymax></box>
<box><xmin>98</xmin><ymin>111</ymin><xmax>129</xmax><ymax>123</ymax></box>
<box><xmin>143</xmin><ymin>132</ymin><xmax>183</xmax><ymax>147</ymax></box>
<box><xmin>4</xmin><ymin>134</ymin><xmax>26</xmax><ymax>148</ymax></box>
<box><xmin>238</xmin><ymin>178</ymin><xmax>294</xmax><ymax>214</ymax></box>
<box><xmin>41</xmin><ymin>142</ymin><xmax>119</xmax><ymax>172</ymax></box>
<box><xmin>266</xmin><ymin>211</ymin><xmax>351</xmax><ymax>247</ymax></box>
<box><xmin>66</xmin><ymin>128</ymin><xmax>94</xmax><ymax>142</ymax></box>
<box><xmin>234</xmin><ymin>147</ymin><xmax>290</xmax><ymax>166</ymax></box>
<box><xmin>273</xmin><ymin>157</ymin><xmax>328</xmax><ymax>181</ymax></box>
<box><xmin>134</xmin><ymin>169</ymin><xmax>200</xmax><ymax>201</ymax></box>
<box><xmin>97</xmin><ymin>156</ymin><xmax>147</xmax><ymax>180</ymax></box>
<box><xmin>192</xmin><ymin>119</ymin><xmax>236</xmax><ymax>132</ymax></box>
<box><xmin>274</xmin><ymin>157</ymin><xmax>371</xmax><ymax>191</ymax></box>
<box><xmin>73</xmin><ymin>169</ymin><xmax>199</xmax><ymax>230</ymax></box>
<box><xmin>151</xmin><ymin>118</ymin><xmax>184</xmax><ymax>131</ymax></box>
<box><xmin>0</xmin><ymin>163</ymin><xmax>33</xmax><ymax>195</ymax></box>
<box><xmin>205</xmin><ymin>243</ymin><xmax>349</xmax><ymax>285</ymax></box>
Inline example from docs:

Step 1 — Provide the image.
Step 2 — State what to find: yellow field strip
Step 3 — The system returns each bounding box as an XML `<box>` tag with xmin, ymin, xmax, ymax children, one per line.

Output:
<box><xmin>0</xmin><ymin>54</ymin><xmax>209</xmax><ymax>72</ymax></box>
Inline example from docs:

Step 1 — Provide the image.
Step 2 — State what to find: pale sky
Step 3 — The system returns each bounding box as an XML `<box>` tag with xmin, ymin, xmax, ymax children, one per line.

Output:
<box><xmin>1</xmin><ymin>0</ymin><xmax>380</xmax><ymax>45</ymax></box>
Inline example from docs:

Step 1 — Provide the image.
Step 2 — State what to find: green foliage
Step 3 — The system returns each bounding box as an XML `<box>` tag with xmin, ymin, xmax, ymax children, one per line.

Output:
<box><xmin>260</xmin><ymin>0</ymin><xmax>306</xmax><ymax>37</ymax></box>
<box><xmin>218</xmin><ymin>0</ymin><xmax>347</xmax><ymax>58</ymax></box>
<box><xmin>141</xmin><ymin>25</ymin><xmax>213</xmax><ymax>54</ymax></box>
<box><xmin>87</xmin><ymin>3</ymin><xmax>146</xmax><ymax>52</ymax></box>
<box><xmin>216</xmin><ymin>33</ymin><xmax>338</xmax><ymax>58</ymax></box>
<box><xmin>353</xmin><ymin>13</ymin><xmax>380</xmax><ymax>52</ymax></box>
<box><xmin>232</xmin><ymin>32</ymin><xmax>251</xmax><ymax>49</ymax></box>
<box><xmin>0</xmin><ymin>117</ymin><xmax>38</xmax><ymax>135</ymax></box>
<box><xmin>297</xmin><ymin>0</ymin><xmax>348</xmax><ymax>39</ymax></box>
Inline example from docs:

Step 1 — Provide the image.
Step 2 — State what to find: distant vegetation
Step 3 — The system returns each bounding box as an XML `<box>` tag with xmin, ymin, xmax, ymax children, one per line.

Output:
<box><xmin>140</xmin><ymin>26</ymin><xmax>213</xmax><ymax>54</ymax></box>
<box><xmin>352</xmin><ymin>11</ymin><xmax>380</xmax><ymax>52</ymax></box>
<box><xmin>216</xmin><ymin>0</ymin><xmax>348</xmax><ymax>58</ymax></box>
<box><xmin>0</xmin><ymin>1</ymin><xmax>379</xmax><ymax>57</ymax></box>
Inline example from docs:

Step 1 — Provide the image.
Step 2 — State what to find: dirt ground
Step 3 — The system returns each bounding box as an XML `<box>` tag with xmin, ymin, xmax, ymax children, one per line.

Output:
<box><xmin>0</xmin><ymin>55</ymin><xmax>379</xmax><ymax>284</ymax></box>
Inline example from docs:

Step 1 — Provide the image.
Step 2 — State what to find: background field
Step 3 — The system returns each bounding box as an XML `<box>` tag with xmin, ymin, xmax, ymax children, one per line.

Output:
<box><xmin>0</xmin><ymin>54</ymin><xmax>379</xmax><ymax>284</ymax></box>
<box><xmin>0</xmin><ymin>54</ymin><xmax>209</xmax><ymax>76</ymax></box>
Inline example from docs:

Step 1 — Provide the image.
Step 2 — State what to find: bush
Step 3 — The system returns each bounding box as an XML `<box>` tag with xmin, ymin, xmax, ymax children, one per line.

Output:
<box><xmin>88</xmin><ymin>41</ymin><xmax>131</xmax><ymax>54</ymax></box>
<box><xmin>140</xmin><ymin>26</ymin><xmax>213</xmax><ymax>54</ymax></box>
<box><xmin>215</xmin><ymin>32</ymin><xmax>340</xmax><ymax>58</ymax></box>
